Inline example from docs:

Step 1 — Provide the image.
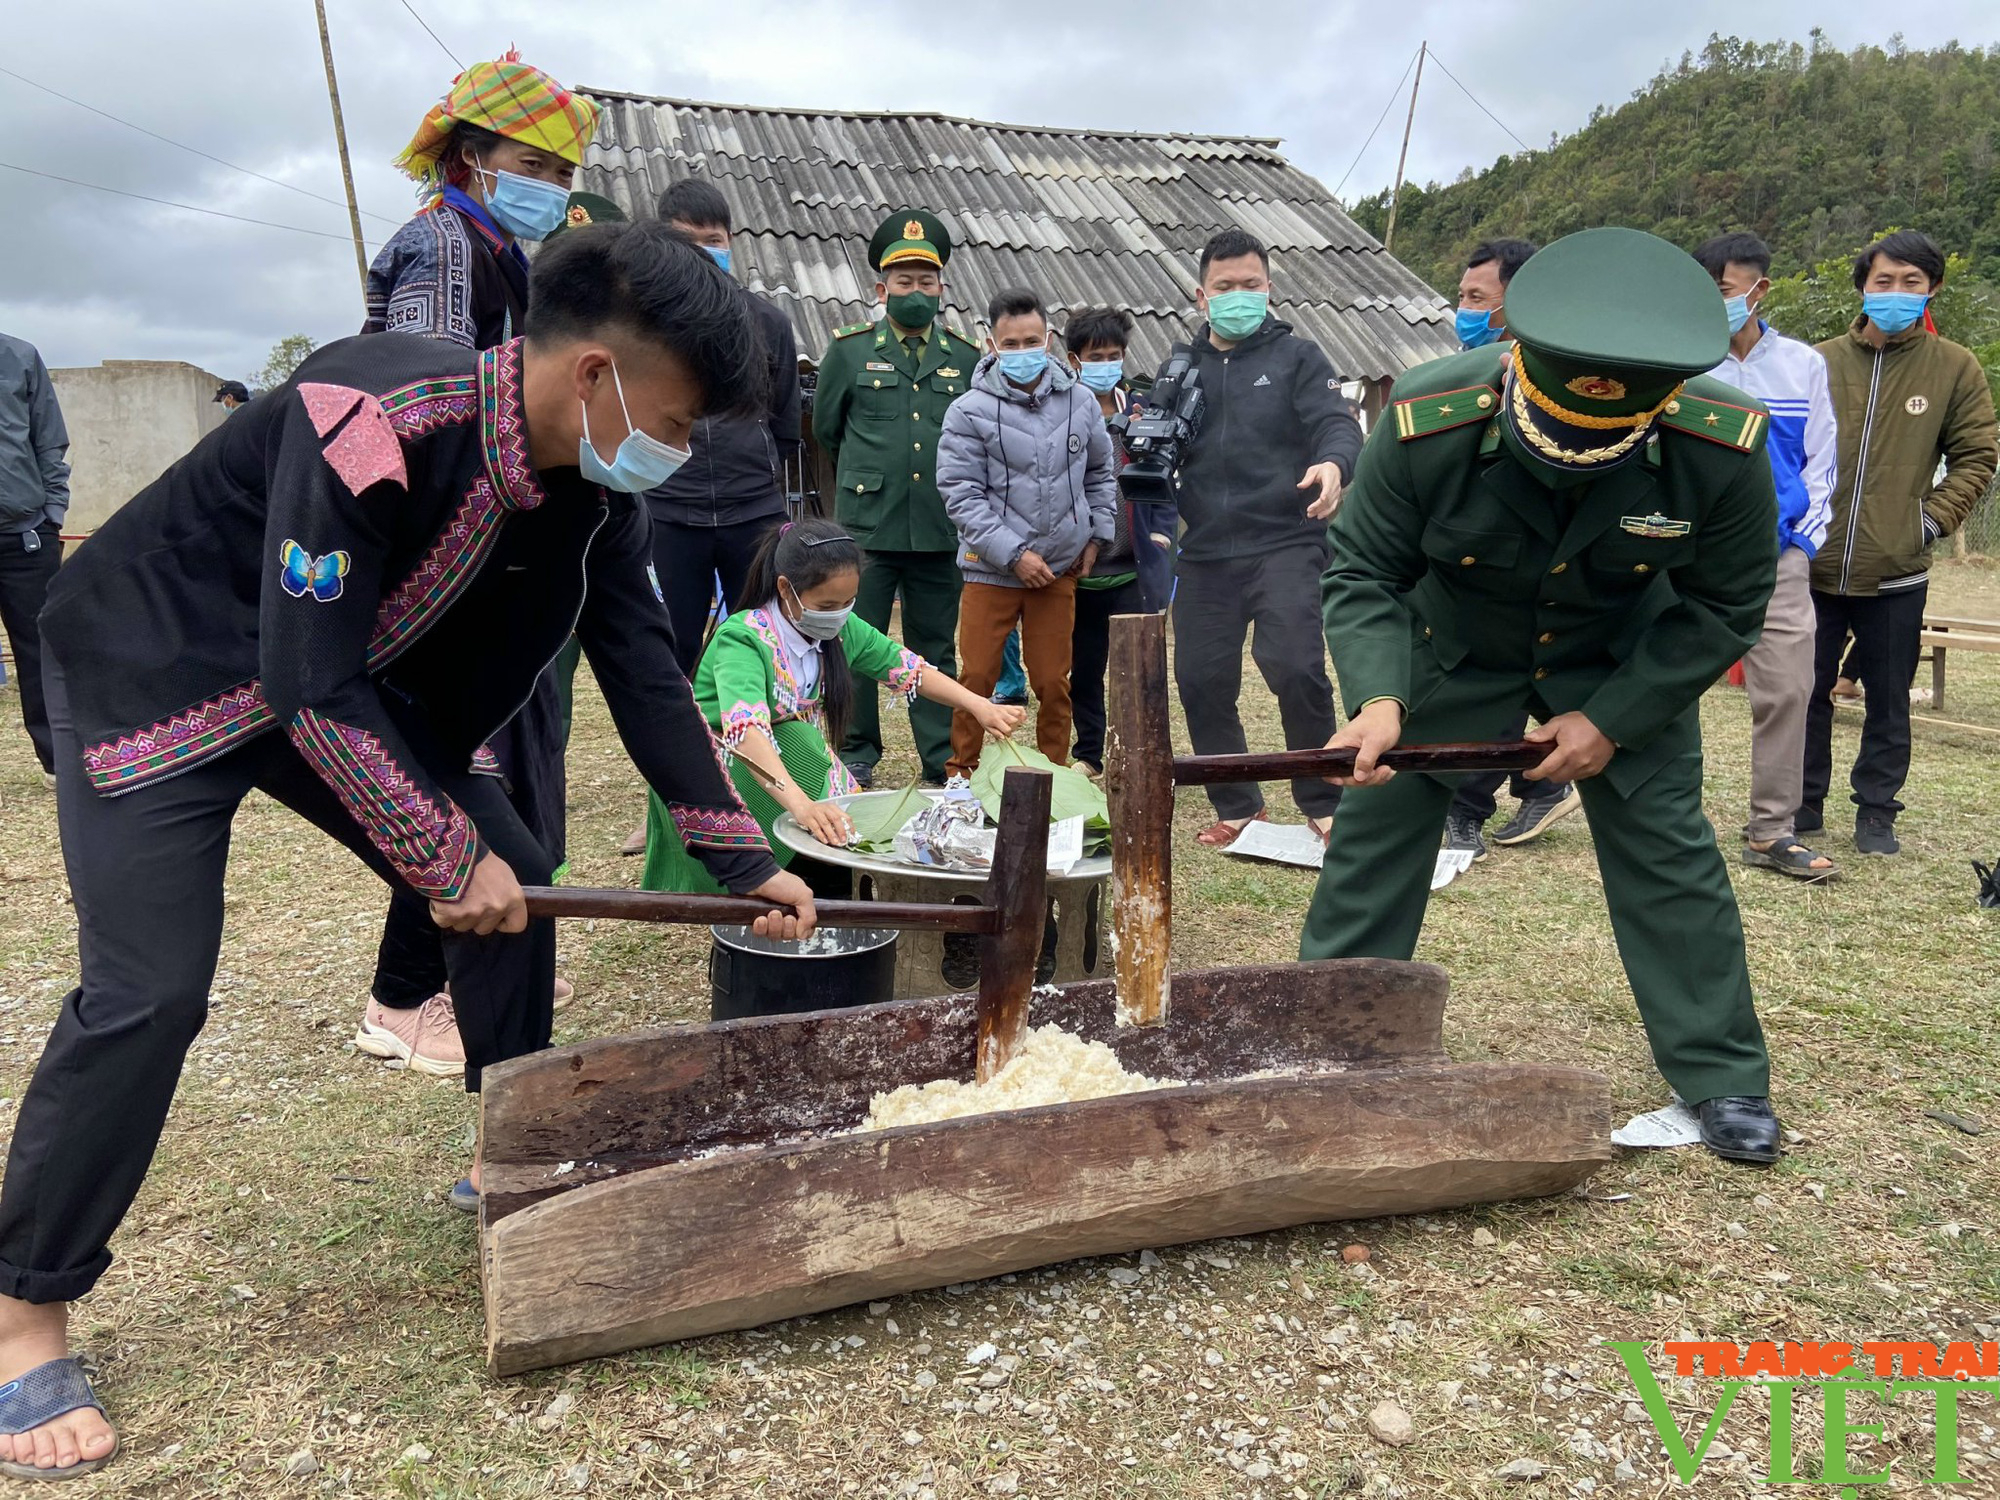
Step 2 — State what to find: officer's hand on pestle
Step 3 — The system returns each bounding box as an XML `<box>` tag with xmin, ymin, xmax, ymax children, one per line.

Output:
<box><xmin>430</xmin><ymin>850</ymin><xmax>529</xmax><ymax>935</ymax></box>
<box><xmin>1321</xmin><ymin>698</ymin><xmax>1404</xmax><ymax>786</ymax></box>
<box><xmin>748</xmin><ymin>870</ymin><xmax>818</xmax><ymax>941</ymax></box>
<box><xmin>1300</xmin><ymin>461</ymin><xmax>1345</xmax><ymax>521</ymax></box>
<box><xmin>1522</xmin><ymin>712</ymin><xmax>1615</xmax><ymax>782</ymax></box>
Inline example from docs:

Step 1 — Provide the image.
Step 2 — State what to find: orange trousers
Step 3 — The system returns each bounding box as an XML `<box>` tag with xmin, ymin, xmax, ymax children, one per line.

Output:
<box><xmin>949</xmin><ymin>578</ymin><xmax>1076</xmax><ymax>776</ymax></box>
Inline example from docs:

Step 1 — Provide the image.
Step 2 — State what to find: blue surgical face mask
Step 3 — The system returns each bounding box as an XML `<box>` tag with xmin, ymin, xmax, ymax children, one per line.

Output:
<box><xmin>703</xmin><ymin>244</ymin><xmax>733</xmax><ymax>274</ymax></box>
<box><xmin>1455</xmin><ymin>305</ymin><xmax>1500</xmax><ymax>349</ymax></box>
<box><xmin>995</xmin><ymin>346</ymin><xmax>1049</xmax><ymax>384</ymax></box>
<box><xmin>578</xmin><ymin>360</ymin><xmax>691</xmax><ymax>493</ymax></box>
<box><xmin>1862</xmin><ymin>290</ymin><xmax>1930</xmax><ymax>335</ymax></box>
<box><xmin>473</xmin><ymin>164</ymin><xmax>570</xmax><ymax>243</ymax></box>
<box><xmin>1722</xmin><ymin>294</ymin><xmax>1753</xmax><ymax>334</ymax></box>
<box><xmin>1077</xmin><ymin>360</ymin><xmax>1124</xmax><ymax>393</ymax></box>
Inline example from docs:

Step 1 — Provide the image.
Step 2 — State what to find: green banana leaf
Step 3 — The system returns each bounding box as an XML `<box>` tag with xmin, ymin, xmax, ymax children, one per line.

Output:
<box><xmin>843</xmin><ymin>780</ymin><xmax>931</xmax><ymax>856</ymax></box>
<box><xmin>969</xmin><ymin>741</ymin><xmax>1111</xmax><ymax>833</ymax></box>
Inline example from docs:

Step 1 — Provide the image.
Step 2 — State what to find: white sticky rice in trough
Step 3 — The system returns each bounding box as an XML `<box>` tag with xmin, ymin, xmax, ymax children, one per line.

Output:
<box><xmin>863</xmin><ymin>1024</ymin><xmax>1180</xmax><ymax>1130</ymax></box>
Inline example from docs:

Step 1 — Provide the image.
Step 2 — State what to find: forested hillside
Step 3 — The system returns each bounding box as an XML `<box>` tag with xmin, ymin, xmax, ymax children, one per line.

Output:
<box><xmin>1354</xmin><ymin>33</ymin><xmax>2000</xmax><ymax>296</ymax></box>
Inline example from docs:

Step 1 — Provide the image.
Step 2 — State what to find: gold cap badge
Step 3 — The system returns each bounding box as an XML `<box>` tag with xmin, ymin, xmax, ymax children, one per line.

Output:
<box><xmin>903</xmin><ymin>218</ymin><xmax>925</xmax><ymax>241</ymax></box>
<box><xmin>1566</xmin><ymin>375</ymin><xmax>1628</xmax><ymax>402</ymax></box>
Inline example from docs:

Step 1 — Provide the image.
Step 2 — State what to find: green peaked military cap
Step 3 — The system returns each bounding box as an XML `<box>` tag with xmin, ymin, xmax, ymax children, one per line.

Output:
<box><xmin>542</xmin><ymin>190</ymin><xmax>626</xmax><ymax>242</ymax></box>
<box><xmin>869</xmin><ymin>208</ymin><xmax>953</xmax><ymax>271</ymax></box>
<box><xmin>1501</xmin><ymin>227</ymin><xmax>1730</xmax><ymax>475</ymax></box>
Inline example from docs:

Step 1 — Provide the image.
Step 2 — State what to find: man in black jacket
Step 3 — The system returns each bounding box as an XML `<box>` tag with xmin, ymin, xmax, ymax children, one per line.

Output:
<box><xmin>647</xmin><ymin>179</ymin><xmax>801</xmax><ymax>673</ymax></box>
<box><xmin>0</xmin><ymin>223</ymin><xmax>815</xmax><ymax>1479</ymax></box>
<box><xmin>1165</xmin><ymin>228</ymin><xmax>1364</xmax><ymax>848</ymax></box>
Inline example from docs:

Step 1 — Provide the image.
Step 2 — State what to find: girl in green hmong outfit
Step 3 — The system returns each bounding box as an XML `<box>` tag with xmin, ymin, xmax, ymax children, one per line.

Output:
<box><xmin>641</xmin><ymin>519</ymin><xmax>1025</xmax><ymax>895</ymax></box>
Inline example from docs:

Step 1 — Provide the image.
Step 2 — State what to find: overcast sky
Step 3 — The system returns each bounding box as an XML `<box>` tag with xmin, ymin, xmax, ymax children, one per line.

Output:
<box><xmin>3</xmin><ymin>1</ymin><xmax>1992</xmax><ymax>381</ymax></box>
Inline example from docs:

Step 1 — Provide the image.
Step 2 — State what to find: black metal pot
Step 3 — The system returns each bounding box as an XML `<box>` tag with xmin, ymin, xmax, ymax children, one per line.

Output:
<box><xmin>708</xmin><ymin>924</ymin><xmax>899</xmax><ymax>1021</ymax></box>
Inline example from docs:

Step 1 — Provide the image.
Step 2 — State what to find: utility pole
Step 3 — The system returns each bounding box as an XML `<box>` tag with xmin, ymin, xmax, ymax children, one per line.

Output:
<box><xmin>314</xmin><ymin>0</ymin><xmax>370</xmax><ymax>297</ymax></box>
<box><xmin>1383</xmin><ymin>41</ymin><xmax>1426</xmax><ymax>253</ymax></box>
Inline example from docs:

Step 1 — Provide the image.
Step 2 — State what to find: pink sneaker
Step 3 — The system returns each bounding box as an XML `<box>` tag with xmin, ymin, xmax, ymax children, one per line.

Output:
<box><xmin>355</xmin><ymin>993</ymin><xmax>466</xmax><ymax>1077</ymax></box>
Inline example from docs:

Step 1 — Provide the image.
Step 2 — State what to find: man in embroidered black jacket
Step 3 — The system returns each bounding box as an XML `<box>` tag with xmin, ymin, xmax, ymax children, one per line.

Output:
<box><xmin>0</xmin><ymin>222</ymin><xmax>814</xmax><ymax>1478</ymax></box>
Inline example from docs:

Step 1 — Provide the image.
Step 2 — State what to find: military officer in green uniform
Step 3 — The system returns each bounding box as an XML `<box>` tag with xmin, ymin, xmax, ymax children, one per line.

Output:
<box><xmin>1304</xmin><ymin>227</ymin><xmax>1784</xmax><ymax>1165</ymax></box>
<box><xmin>812</xmin><ymin>209</ymin><xmax>983</xmax><ymax>785</ymax></box>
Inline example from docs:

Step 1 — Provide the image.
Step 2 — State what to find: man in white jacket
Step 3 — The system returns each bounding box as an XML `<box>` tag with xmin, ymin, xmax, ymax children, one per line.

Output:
<box><xmin>937</xmin><ymin>287</ymin><xmax>1117</xmax><ymax>777</ymax></box>
<box><xmin>1695</xmin><ymin>232</ymin><xmax>1840</xmax><ymax>883</ymax></box>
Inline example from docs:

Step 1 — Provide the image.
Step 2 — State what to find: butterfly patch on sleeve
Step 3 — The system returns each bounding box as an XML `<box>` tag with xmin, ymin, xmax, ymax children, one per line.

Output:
<box><xmin>280</xmin><ymin>539</ymin><xmax>351</xmax><ymax>602</ymax></box>
<box><xmin>298</xmin><ymin>382</ymin><xmax>408</xmax><ymax>495</ymax></box>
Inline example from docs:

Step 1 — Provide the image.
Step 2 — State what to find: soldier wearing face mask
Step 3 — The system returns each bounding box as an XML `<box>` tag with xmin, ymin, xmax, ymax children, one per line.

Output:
<box><xmin>811</xmin><ymin>210</ymin><xmax>983</xmax><ymax>788</ymax></box>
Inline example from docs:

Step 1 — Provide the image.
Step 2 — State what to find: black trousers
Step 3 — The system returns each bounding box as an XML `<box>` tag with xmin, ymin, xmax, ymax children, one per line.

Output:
<box><xmin>1069</xmin><ymin>577</ymin><xmax>1143</xmax><ymax>768</ymax></box>
<box><xmin>0</xmin><ymin>660</ymin><xmax>555</xmax><ymax>1304</ymax></box>
<box><xmin>0</xmin><ymin>524</ymin><xmax>61</xmax><ymax>774</ymax></box>
<box><xmin>649</xmin><ymin>514</ymin><xmax>784</xmax><ymax>677</ymax></box>
<box><xmin>1173</xmin><ymin>549</ymin><xmax>1341</xmax><ymax>821</ymax></box>
<box><xmin>1448</xmin><ymin>708</ymin><xmax>1571</xmax><ymax>823</ymax></box>
<box><xmin>1804</xmin><ymin>582</ymin><xmax>1928</xmax><ymax>823</ymax></box>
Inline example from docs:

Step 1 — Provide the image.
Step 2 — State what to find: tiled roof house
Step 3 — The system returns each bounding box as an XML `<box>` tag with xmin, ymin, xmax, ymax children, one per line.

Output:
<box><xmin>578</xmin><ymin>90</ymin><xmax>1456</xmax><ymax>389</ymax></box>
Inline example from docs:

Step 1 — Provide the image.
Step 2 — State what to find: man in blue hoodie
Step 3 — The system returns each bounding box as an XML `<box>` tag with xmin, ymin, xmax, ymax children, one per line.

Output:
<box><xmin>1695</xmin><ymin>232</ymin><xmax>1840</xmax><ymax>883</ymax></box>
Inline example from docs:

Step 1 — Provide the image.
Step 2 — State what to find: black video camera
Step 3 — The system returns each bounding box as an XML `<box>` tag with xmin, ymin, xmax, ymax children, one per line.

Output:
<box><xmin>1115</xmin><ymin>346</ymin><xmax>1204</xmax><ymax>505</ymax></box>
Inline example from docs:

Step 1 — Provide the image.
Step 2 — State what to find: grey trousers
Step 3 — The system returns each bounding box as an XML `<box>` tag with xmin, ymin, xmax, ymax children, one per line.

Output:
<box><xmin>1739</xmin><ymin>546</ymin><xmax>1816</xmax><ymax>845</ymax></box>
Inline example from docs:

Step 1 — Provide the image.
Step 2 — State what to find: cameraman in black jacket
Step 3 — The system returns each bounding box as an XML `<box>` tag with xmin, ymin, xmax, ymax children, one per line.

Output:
<box><xmin>1165</xmin><ymin>228</ymin><xmax>1363</xmax><ymax>849</ymax></box>
<box><xmin>647</xmin><ymin>179</ymin><xmax>802</xmax><ymax>674</ymax></box>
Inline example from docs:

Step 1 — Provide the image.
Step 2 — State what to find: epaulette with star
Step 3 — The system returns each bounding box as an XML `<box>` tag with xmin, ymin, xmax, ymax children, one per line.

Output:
<box><xmin>1391</xmin><ymin>384</ymin><xmax>1500</xmax><ymax>441</ymax></box>
<box><xmin>1659</xmin><ymin>391</ymin><xmax>1767</xmax><ymax>452</ymax></box>
<box><xmin>943</xmin><ymin>325</ymin><xmax>979</xmax><ymax>347</ymax></box>
<box><xmin>832</xmin><ymin>322</ymin><xmax>873</xmax><ymax>339</ymax></box>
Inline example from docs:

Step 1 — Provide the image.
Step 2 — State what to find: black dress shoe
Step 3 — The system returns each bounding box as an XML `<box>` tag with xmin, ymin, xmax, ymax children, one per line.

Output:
<box><xmin>843</xmin><ymin>760</ymin><xmax>874</xmax><ymax>790</ymax></box>
<box><xmin>1697</xmin><ymin>1096</ymin><xmax>1781</xmax><ymax>1165</ymax></box>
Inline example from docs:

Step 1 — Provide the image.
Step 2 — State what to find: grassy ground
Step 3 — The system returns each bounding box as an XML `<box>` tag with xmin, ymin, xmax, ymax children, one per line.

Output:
<box><xmin>1</xmin><ymin>562</ymin><xmax>1998</xmax><ymax>1498</ymax></box>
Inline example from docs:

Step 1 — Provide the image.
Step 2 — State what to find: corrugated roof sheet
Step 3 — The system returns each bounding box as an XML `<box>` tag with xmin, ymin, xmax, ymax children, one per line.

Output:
<box><xmin>579</xmin><ymin>90</ymin><xmax>1454</xmax><ymax>381</ymax></box>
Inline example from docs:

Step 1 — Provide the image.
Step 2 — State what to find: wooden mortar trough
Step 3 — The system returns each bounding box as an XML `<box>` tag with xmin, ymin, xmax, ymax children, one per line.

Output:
<box><xmin>479</xmin><ymin>957</ymin><xmax>1611</xmax><ymax>1374</ymax></box>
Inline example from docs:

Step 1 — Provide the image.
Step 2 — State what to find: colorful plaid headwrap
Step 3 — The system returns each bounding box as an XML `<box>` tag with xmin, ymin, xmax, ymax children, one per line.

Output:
<box><xmin>395</xmin><ymin>50</ymin><xmax>600</xmax><ymax>187</ymax></box>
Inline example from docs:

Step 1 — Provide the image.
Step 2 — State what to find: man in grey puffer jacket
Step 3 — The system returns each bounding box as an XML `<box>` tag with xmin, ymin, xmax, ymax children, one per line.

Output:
<box><xmin>938</xmin><ymin>288</ymin><xmax>1116</xmax><ymax>777</ymax></box>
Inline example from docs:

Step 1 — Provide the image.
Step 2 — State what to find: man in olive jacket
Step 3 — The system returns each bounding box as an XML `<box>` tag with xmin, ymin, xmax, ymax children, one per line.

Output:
<box><xmin>1302</xmin><ymin>228</ymin><xmax>1785</xmax><ymax>1166</ymax></box>
<box><xmin>1804</xmin><ymin>231</ymin><xmax>2000</xmax><ymax>856</ymax></box>
<box><xmin>812</xmin><ymin>209</ymin><xmax>982</xmax><ymax>785</ymax></box>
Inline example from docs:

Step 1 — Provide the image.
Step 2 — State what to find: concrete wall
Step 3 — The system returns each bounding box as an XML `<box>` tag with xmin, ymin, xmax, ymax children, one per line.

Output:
<box><xmin>48</xmin><ymin>361</ymin><xmax>230</xmax><ymax>533</ymax></box>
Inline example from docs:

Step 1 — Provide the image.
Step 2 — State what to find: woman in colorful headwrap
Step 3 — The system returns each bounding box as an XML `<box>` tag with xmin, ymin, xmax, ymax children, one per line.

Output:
<box><xmin>351</xmin><ymin>54</ymin><xmax>600</xmax><ymax>1082</ymax></box>
<box><xmin>363</xmin><ymin>50</ymin><xmax>600</xmax><ymax>348</ymax></box>
<box><xmin>642</xmin><ymin>519</ymin><xmax>1025</xmax><ymax>898</ymax></box>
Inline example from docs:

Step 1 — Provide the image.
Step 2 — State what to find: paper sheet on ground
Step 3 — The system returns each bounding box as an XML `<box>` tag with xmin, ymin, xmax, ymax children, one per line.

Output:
<box><xmin>1612</xmin><ymin>1101</ymin><xmax>1703</xmax><ymax>1149</ymax></box>
<box><xmin>1223</xmin><ymin>819</ymin><xmax>1324</xmax><ymax>869</ymax></box>
<box><xmin>1046</xmin><ymin>816</ymin><xmax>1085</xmax><ymax>875</ymax></box>
<box><xmin>1431</xmin><ymin>848</ymin><xmax>1475</xmax><ymax>890</ymax></box>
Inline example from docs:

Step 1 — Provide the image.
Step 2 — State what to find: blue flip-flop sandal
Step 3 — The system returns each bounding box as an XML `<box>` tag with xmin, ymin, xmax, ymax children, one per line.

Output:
<box><xmin>0</xmin><ymin>1359</ymin><xmax>118</xmax><ymax>1481</ymax></box>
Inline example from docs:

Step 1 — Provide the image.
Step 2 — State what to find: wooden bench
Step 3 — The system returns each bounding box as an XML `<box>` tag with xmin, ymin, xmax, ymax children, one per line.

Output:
<box><xmin>1920</xmin><ymin>615</ymin><xmax>2000</xmax><ymax>711</ymax></box>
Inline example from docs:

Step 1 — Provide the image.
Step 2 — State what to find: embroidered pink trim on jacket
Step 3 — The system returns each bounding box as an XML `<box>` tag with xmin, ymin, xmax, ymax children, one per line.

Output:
<box><xmin>667</xmin><ymin>729</ymin><xmax>771</xmax><ymax>853</ymax></box>
<box><xmin>367</xmin><ymin>482</ymin><xmax>508</xmax><ymax>668</ymax></box>
<box><xmin>288</xmin><ymin>710</ymin><xmax>477</xmax><ymax>899</ymax></box>
<box><xmin>379</xmin><ymin>373</ymin><xmax>480</xmax><ymax>440</ymax></box>
<box><xmin>884</xmin><ymin>650</ymin><xmax>925</xmax><ymax>704</ymax></box>
<box><xmin>83</xmin><ymin>682</ymin><xmax>274</xmax><ymax>793</ymax></box>
<box><xmin>718</xmin><ymin>699</ymin><xmax>775</xmax><ymax>755</ymax></box>
<box><xmin>480</xmin><ymin>341</ymin><xmax>547</xmax><ymax>511</ymax></box>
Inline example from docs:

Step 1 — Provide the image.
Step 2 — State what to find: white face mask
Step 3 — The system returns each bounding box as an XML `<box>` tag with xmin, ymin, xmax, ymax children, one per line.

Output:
<box><xmin>781</xmin><ymin>579</ymin><xmax>851</xmax><ymax>642</ymax></box>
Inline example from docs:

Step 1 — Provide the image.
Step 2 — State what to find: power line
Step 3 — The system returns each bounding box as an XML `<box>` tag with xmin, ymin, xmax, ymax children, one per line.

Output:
<box><xmin>0</xmin><ymin>159</ymin><xmax>362</xmax><ymax>244</ymax></box>
<box><xmin>1424</xmin><ymin>49</ymin><xmax>1533</xmax><ymax>153</ymax></box>
<box><xmin>398</xmin><ymin>0</ymin><xmax>464</xmax><ymax>69</ymax></box>
<box><xmin>0</xmin><ymin>63</ymin><xmax>402</xmax><ymax>226</ymax></box>
<box><xmin>1333</xmin><ymin>46</ymin><xmax>1422</xmax><ymax>198</ymax></box>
